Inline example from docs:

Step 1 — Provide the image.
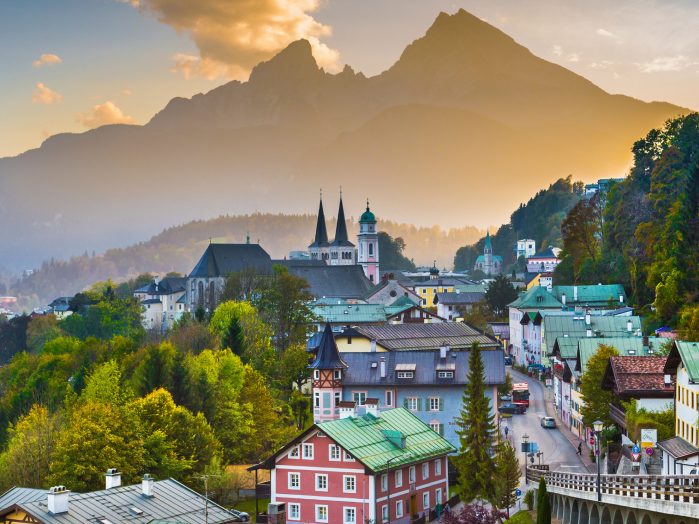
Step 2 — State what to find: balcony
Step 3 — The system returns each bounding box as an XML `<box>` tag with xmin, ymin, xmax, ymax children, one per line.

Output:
<box><xmin>609</xmin><ymin>403</ymin><xmax>627</xmax><ymax>429</ymax></box>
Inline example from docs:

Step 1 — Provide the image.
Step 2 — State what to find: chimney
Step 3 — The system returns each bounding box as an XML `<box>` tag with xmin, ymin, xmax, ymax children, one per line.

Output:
<box><xmin>561</xmin><ymin>293</ymin><xmax>566</xmax><ymax>305</ymax></box>
<box><xmin>664</xmin><ymin>374</ymin><xmax>672</xmax><ymax>386</ymax></box>
<box><xmin>105</xmin><ymin>468</ymin><xmax>121</xmax><ymax>489</ymax></box>
<box><xmin>627</xmin><ymin>319</ymin><xmax>633</xmax><ymax>333</ymax></box>
<box><xmin>573</xmin><ymin>286</ymin><xmax>578</xmax><ymax>302</ymax></box>
<box><xmin>339</xmin><ymin>401</ymin><xmax>356</xmax><ymax>419</ymax></box>
<box><xmin>455</xmin><ymin>288</ymin><xmax>460</xmax><ymax>294</ymax></box>
<box><xmin>365</xmin><ymin>398</ymin><xmax>379</xmax><ymax>417</ymax></box>
<box><xmin>586</xmin><ymin>328</ymin><xmax>592</xmax><ymax>338</ymax></box>
<box><xmin>440</xmin><ymin>344</ymin><xmax>449</xmax><ymax>359</ymax></box>
<box><xmin>585</xmin><ymin>312</ymin><xmax>591</xmax><ymax>326</ymax></box>
<box><xmin>370</xmin><ymin>340</ymin><xmax>377</xmax><ymax>353</ymax></box>
<box><xmin>142</xmin><ymin>473</ymin><xmax>154</xmax><ymax>498</ymax></box>
<box><xmin>380</xmin><ymin>357</ymin><xmax>386</xmax><ymax>378</ymax></box>
<box><xmin>48</xmin><ymin>486</ymin><xmax>70</xmax><ymax>515</ymax></box>
<box><xmin>619</xmin><ymin>294</ymin><xmax>624</xmax><ymax>304</ymax></box>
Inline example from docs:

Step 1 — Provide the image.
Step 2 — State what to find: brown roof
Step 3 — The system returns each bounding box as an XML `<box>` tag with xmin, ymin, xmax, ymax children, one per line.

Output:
<box><xmin>602</xmin><ymin>356</ymin><xmax>675</xmax><ymax>398</ymax></box>
<box><xmin>658</xmin><ymin>436</ymin><xmax>699</xmax><ymax>459</ymax></box>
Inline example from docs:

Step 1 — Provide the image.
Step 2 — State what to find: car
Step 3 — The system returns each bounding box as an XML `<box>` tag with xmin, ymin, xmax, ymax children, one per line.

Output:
<box><xmin>528</xmin><ymin>364</ymin><xmax>546</xmax><ymax>372</ymax></box>
<box><xmin>499</xmin><ymin>394</ymin><xmax>513</xmax><ymax>402</ymax></box>
<box><xmin>540</xmin><ymin>416</ymin><xmax>556</xmax><ymax>429</ymax></box>
<box><xmin>229</xmin><ymin>509</ymin><xmax>250</xmax><ymax>522</ymax></box>
<box><xmin>499</xmin><ymin>402</ymin><xmax>526</xmax><ymax>415</ymax></box>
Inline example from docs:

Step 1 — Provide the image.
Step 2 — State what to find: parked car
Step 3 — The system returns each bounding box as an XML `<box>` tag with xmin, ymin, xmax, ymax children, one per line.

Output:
<box><xmin>528</xmin><ymin>364</ymin><xmax>546</xmax><ymax>373</ymax></box>
<box><xmin>499</xmin><ymin>394</ymin><xmax>513</xmax><ymax>402</ymax></box>
<box><xmin>229</xmin><ymin>509</ymin><xmax>250</xmax><ymax>522</ymax></box>
<box><xmin>499</xmin><ymin>403</ymin><xmax>526</xmax><ymax>415</ymax></box>
<box><xmin>540</xmin><ymin>416</ymin><xmax>556</xmax><ymax>429</ymax></box>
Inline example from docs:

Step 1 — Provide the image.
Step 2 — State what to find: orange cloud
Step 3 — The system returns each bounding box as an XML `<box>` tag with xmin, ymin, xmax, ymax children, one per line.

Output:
<box><xmin>32</xmin><ymin>83</ymin><xmax>63</xmax><ymax>104</ymax></box>
<box><xmin>127</xmin><ymin>0</ymin><xmax>340</xmax><ymax>80</ymax></box>
<box><xmin>77</xmin><ymin>101</ymin><xmax>136</xmax><ymax>128</ymax></box>
<box><xmin>33</xmin><ymin>53</ymin><xmax>63</xmax><ymax>67</ymax></box>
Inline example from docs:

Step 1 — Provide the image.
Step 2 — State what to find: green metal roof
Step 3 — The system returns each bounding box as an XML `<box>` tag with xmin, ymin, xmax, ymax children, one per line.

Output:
<box><xmin>312</xmin><ymin>303</ymin><xmax>389</xmax><ymax>323</ymax></box>
<box><xmin>509</xmin><ymin>286</ymin><xmax>563</xmax><ymax>310</ymax></box>
<box><xmin>390</xmin><ymin>295</ymin><xmax>420</xmax><ymax>308</ymax></box>
<box><xmin>675</xmin><ymin>341</ymin><xmax>699</xmax><ymax>382</ymax></box>
<box><xmin>575</xmin><ymin>337</ymin><xmax>659</xmax><ymax>374</ymax></box>
<box><xmin>551</xmin><ymin>284</ymin><xmax>626</xmax><ymax>307</ymax></box>
<box><xmin>554</xmin><ymin>337</ymin><xmax>580</xmax><ymax>359</ymax></box>
<box><xmin>318</xmin><ymin>408</ymin><xmax>456</xmax><ymax>472</ymax></box>
<box><xmin>455</xmin><ymin>284</ymin><xmax>488</xmax><ymax>293</ymax></box>
<box><xmin>543</xmin><ymin>314</ymin><xmax>642</xmax><ymax>355</ymax></box>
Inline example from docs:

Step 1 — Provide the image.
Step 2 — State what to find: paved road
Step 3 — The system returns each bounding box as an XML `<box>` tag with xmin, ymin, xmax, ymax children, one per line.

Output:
<box><xmin>502</xmin><ymin>368</ymin><xmax>587</xmax><ymax>476</ymax></box>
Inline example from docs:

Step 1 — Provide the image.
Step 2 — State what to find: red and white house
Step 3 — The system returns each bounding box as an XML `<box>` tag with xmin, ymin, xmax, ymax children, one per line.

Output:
<box><xmin>251</xmin><ymin>406</ymin><xmax>455</xmax><ymax>524</ymax></box>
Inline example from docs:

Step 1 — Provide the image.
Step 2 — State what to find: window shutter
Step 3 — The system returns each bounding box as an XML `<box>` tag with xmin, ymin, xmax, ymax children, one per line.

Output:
<box><xmin>417</xmin><ymin>398</ymin><xmax>422</xmax><ymax>411</ymax></box>
<box><xmin>403</xmin><ymin>398</ymin><xmax>408</xmax><ymax>409</ymax></box>
<box><xmin>439</xmin><ymin>424</ymin><xmax>444</xmax><ymax>437</ymax></box>
<box><xmin>439</xmin><ymin>398</ymin><xmax>444</xmax><ymax>411</ymax></box>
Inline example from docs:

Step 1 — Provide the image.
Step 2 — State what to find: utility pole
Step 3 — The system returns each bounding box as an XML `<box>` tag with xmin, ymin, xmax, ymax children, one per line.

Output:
<box><xmin>197</xmin><ymin>474</ymin><xmax>220</xmax><ymax>524</ymax></box>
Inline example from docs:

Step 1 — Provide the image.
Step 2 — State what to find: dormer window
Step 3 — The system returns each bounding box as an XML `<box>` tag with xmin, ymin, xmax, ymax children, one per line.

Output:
<box><xmin>334</xmin><ymin>369</ymin><xmax>342</xmax><ymax>380</ymax></box>
<box><xmin>397</xmin><ymin>371</ymin><xmax>414</xmax><ymax>379</ymax></box>
<box><xmin>396</xmin><ymin>363</ymin><xmax>416</xmax><ymax>379</ymax></box>
<box><xmin>437</xmin><ymin>371</ymin><xmax>454</xmax><ymax>379</ymax></box>
<box><xmin>314</xmin><ymin>370</ymin><xmax>320</xmax><ymax>380</ymax></box>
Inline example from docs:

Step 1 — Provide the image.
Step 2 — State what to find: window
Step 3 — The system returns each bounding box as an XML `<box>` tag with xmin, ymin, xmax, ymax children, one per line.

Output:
<box><xmin>288</xmin><ymin>446</ymin><xmax>300</xmax><ymax>459</ymax></box>
<box><xmin>314</xmin><ymin>392</ymin><xmax>320</xmax><ymax>408</ymax></box>
<box><xmin>385</xmin><ymin>390</ymin><xmax>393</xmax><ymax>407</ymax></box>
<box><xmin>406</xmin><ymin>397</ymin><xmax>418</xmax><ymax>411</ymax></box>
<box><xmin>316</xmin><ymin>474</ymin><xmax>328</xmax><ymax>491</ymax></box>
<box><xmin>345</xmin><ymin>451</ymin><xmax>355</xmax><ymax>462</ymax></box>
<box><xmin>353</xmin><ymin>392</ymin><xmax>367</xmax><ymax>405</ymax></box>
<box><xmin>288</xmin><ymin>503</ymin><xmax>300</xmax><ymax>520</ymax></box>
<box><xmin>430</xmin><ymin>422</ymin><xmax>444</xmax><ymax>436</ymax></box>
<box><xmin>397</xmin><ymin>371</ymin><xmax>414</xmax><ymax>379</ymax></box>
<box><xmin>429</xmin><ymin>397</ymin><xmax>441</xmax><ymax>411</ymax></box>
<box><xmin>369</xmin><ymin>243</ymin><xmax>374</xmax><ymax>256</ymax></box>
<box><xmin>316</xmin><ymin>505</ymin><xmax>328</xmax><ymax>523</ymax></box>
<box><xmin>382</xmin><ymin>505</ymin><xmax>389</xmax><ymax>523</ymax></box>
<box><xmin>334</xmin><ymin>391</ymin><xmax>341</xmax><ymax>407</ymax></box>
<box><xmin>436</xmin><ymin>488</ymin><xmax>443</xmax><ymax>504</ymax></box>
<box><xmin>395</xmin><ymin>469</ymin><xmax>403</xmax><ymax>488</ymax></box>
<box><xmin>435</xmin><ymin>458</ymin><xmax>442</xmax><ymax>475</ymax></box>
<box><xmin>423</xmin><ymin>492</ymin><xmax>430</xmax><ymax>510</ymax></box>
<box><xmin>381</xmin><ymin>474</ymin><xmax>388</xmax><ymax>491</ymax></box>
<box><xmin>314</xmin><ymin>370</ymin><xmax>320</xmax><ymax>380</ymax></box>
<box><xmin>329</xmin><ymin>444</ymin><xmax>341</xmax><ymax>461</ymax></box>
<box><xmin>422</xmin><ymin>288</ymin><xmax>427</xmax><ymax>294</ymax></box>
<box><xmin>408</xmin><ymin>466</ymin><xmax>415</xmax><ymax>483</ymax></box>
<box><xmin>334</xmin><ymin>369</ymin><xmax>342</xmax><ymax>380</ymax></box>
<box><xmin>302</xmin><ymin>443</ymin><xmax>314</xmax><ymax>459</ymax></box>
<box><xmin>344</xmin><ymin>507</ymin><xmax>356</xmax><ymax>524</ymax></box>
<box><xmin>344</xmin><ymin>475</ymin><xmax>356</xmax><ymax>493</ymax></box>
<box><xmin>288</xmin><ymin>472</ymin><xmax>300</xmax><ymax>490</ymax></box>
<box><xmin>396</xmin><ymin>500</ymin><xmax>404</xmax><ymax>518</ymax></box>
<box><xmin>437</xmin><ymin>371</ymin><xmax>454</xmax><ymax>379</ymax></box>
<box><xmin>422</xmin><ymin>462</ymin><xmax>429</xmax><ymax>480</ymax></box>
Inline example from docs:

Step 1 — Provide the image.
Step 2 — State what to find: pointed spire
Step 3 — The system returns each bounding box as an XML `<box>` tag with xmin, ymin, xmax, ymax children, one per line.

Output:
<box><xmin>484</xmin><ymin>230</ymin><xmax>492</xmax><ymax>253</ymax></box>
<box><xmin>309</xmin><ymin>194</ymin><xmax>329</xmax><ymax>248</ymax></box>
<box><xmin>333</xmin><ymin>194</ymin><xmax>349</xmax><ymax>243</ymax></box>
<box><xmin>309</xmin><ymin>323</ymin><xmax>348</xmax><ymax>370</ymax></box>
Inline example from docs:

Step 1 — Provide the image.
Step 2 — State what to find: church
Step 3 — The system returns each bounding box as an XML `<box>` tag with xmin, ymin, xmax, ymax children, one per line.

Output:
<box><xmin>474</xmin><ymin>231</ymin><xmax>502</xmax><ymax>276</ymax></box>
<box><xmin>309</xmin><ymin>195</ymin><xmax>380</xmax><ymax>283</ymax></box>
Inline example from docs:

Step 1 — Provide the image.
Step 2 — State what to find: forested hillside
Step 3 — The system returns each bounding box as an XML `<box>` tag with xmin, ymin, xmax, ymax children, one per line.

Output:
<box><xmin>556</xmin><ymin>114</ymin><xmax>699</xmax><ymax>336</ymax></box>
<box><xmin>9</xmin><ymin>215</ymin><xmax>480</xmax><ymax>308</ymax></box>
<box><xmin>454</xmin><ymin>176</ymin><xmax>583</xmax><ymax>271</ymax></box>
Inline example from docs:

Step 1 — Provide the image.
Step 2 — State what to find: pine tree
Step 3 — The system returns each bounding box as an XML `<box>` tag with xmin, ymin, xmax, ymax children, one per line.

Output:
<box><xmin>536</xmin><ymin>477</ymin><xmax>551</xmax><ymax>524</ymax></box>
<box><xmin>495</xmin><ymin>442</ymin><xmax>520</xmax><ymax>517</ymax></box>
<box><xmin>455</xmin><ymin>342</ymin><xmax>497</xmax><ymax>503</ymax></box>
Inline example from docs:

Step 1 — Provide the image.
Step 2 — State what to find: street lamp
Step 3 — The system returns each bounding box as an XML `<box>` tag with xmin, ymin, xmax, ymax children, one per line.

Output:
<box><xmin>522</xmin><ymin>433</ymin><xmax>530</xmax><ymax>485</ymax></box>
<box><xmin>593</xmin><ymin>420</ymin><xmax>604</xmax><ymax>502</ymax></box>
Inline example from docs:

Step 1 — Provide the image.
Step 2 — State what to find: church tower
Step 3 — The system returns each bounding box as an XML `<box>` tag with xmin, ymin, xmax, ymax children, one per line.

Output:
<box><xmin>310</xmin><ymin>323</ymin><xmax>348</xmax><ymax>423</ymax></box>
<box><xmin>329</xmin><ymin>196</ymin><xmax>356</xmax><ymax>265</ymax></box>
<box><xmin>308</xmin><ymin>196</ymin><xmax>329</xmax><ymax>262</ymax></box>
<box><xmin>357</xmin><ymin>200</ymin><xmax>379</xmax><ymax>283</ymax></box>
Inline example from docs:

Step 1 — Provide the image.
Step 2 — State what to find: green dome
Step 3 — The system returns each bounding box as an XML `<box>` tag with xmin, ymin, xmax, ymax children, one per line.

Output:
<box><xmin>360</xmin><ymin>202</ymin><xmax>376</xmax><ymax>223</ymax></box>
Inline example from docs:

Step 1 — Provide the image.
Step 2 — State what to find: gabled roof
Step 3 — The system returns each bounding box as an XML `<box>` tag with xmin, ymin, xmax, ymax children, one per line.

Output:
<box><xmin>135</xmin><ymin>277</ymin><xmax>187</xmax><ymax>296</ymax></box>
<box><xmin>435</xmin><ymin>292</ymin><xmax>484</xmax><ymax>305</ymax></box>
<box><xmin>312</xmin><ymin>303</ymin><xmax>389</xmax><ymax>324</ymax></box>
<box><xmin>574</xmin><ymin>336</ymin><xmax>651</xmax><ymax>374</ymax></box>
<box><xmin>658</xmin><ymin>436</ymin><xmax>699</xmax><ymax>460</ymax></box>
<box><xmin>414</xmin><ymin>278</ymin><xmax>467</xmax><ymax>288</ymax></box>
<box><xmin>189</xmin><ymin>243</ymin><xmax>272</xmax><ymax>278</ymax></box>
<box><xmin>551</xmin><ymin>284</ymin><xmax>626</xmax><ymax>307</ymax></box>
<box><xmin>508</xmin><ymin>286</ymin><xmax>563</xmax><ymax>310</ymax></box>
<box><xmin>665</xmin><ymin>341</ymin><xmax>699</xmax><ymax>382</ymax></box>
<box><xmin>309</xmin><ymin>323</ymin><xmax>348</xmax><ymax>370</ymax></box>
<box><xmin>330</xmin><ymin>197</ymin><xmax>354</xmax><ymax>247</ymax></box>
<box><xmin>283</xmin><ymin>264</ymin><xmax>373</xmax><ymax>300</ymax></box>
<box><xmin>0</xmin><ymin>479</ymin><xmax>238</xmax><ymax>524</ymax></box>
<box><xmin>601</xmin><ymin>356</ymin><xmax>675</xmax><ymax>399</ymax></box>
<box><xmin>543</xmin><ymin>315</ymin><xmax>642</xmax><ymax>355</ymax></box>
<box><xmin>0</xmin><ymin>487</ymin><xmax>47</xmax><ymax>509</ymax></box>
<box><xmin>337</xmin><ymin>322</ymin><xmax>500</xmax><ymax>351</ymax></box>
<box><xmin>553</xmin><ymin>337</ymin><xmax>581</xmax><ymax>359</ymax></box>
<box><xmin>487</xmin><ymin>322</ymin><xmax>510</xmax><ymax>340</ymax></box>
<box><xmin>309</xmin><ymin>198</ymin><xmax>329</xmax><ymax>248</ymax></box>
<box><xmin>340</xmin><ymin>349</ymin><xmax>505</xmax><ymax>386</ymax></box>
<box><xmin>389</xmin><ymin>295</ymin><xmax>419</xmax><ymax>308</ymax></box>
<box><xmin>528</xmin><ymin>247</ymin><xmax>559</xmax><ymax>259</ymax></box>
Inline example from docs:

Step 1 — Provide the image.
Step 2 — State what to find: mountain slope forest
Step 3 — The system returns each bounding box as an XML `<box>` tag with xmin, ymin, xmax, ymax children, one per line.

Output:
<box><xmin>0</xmin><ymin>9</ymin><xmax>688</xmax><ymax>271</ymax></box>
<box><xmin>555</xmin><ymin>113</ymin><xmax>699</xmax><ymax>335</ymax></box>
<box><xmin>454</xmin><ymin>176</ymin><xmax>583</xmax><ymax>271</ymax></box>
<box><xmin>7</xmin><ymin>215</ymin><xmax>477</xmax><ymax>307</ymax></box>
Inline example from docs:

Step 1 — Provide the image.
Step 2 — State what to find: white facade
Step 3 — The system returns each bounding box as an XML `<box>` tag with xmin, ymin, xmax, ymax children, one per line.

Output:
<box><xmin>526</xmin><ymin>256</ymin><xmax>560</xmax><ymax>274</ymax></box>
<box><xmin>517</xmin><ymin>239</ymin><xmax>536</xmax><ymax>259</ymax></box>
<box><xmin>675</xmin><ymin>365</ymin><xmax>699</xmax><ymax>447</ymax></box>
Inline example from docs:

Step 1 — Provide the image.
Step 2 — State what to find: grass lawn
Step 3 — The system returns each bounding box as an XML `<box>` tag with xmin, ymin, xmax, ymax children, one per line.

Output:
<box><xmin>505</xmin><ymin>510</ymin><xmax>535</xmax><ymax>524</ymax></box>
<box><xmin>229</xmin><ymin>497</ymin><xmax>269</xmax><ymax>522</ymax></box>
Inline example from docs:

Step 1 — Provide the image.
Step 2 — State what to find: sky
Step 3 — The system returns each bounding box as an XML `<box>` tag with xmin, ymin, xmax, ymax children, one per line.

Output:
<box><xmin>1</xmin><ymin>0</ymin><xmax>699</xmax><ymax>158</ymax></box>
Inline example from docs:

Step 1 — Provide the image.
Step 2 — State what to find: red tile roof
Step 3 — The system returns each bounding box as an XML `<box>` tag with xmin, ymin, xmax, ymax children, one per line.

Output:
<box><xmin>604</xmin><ymin>356</ymin><xmax>675</xmax><ymax>398</ymax></box>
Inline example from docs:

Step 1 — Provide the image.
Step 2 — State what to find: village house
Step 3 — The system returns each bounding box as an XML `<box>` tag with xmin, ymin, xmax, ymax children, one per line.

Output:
<box><xmin>311</xmin><ymin>300</ymin><xmax>443</xmax><ymax>332</ymax></box>
<box><xmin>525</xmin><ymin>246</ymin><xmax>561</xmax><ymax>274</ymax></box>
<box><xmin>250</xmin><ymin>406</ymin><xmax>454</xmax><ymax>524</ymax></box>
<box><xmin>434</xmin><ymin>290</ymin><xmax>485</xmax><ymax>320</ymax></box>
<box><xmin>364</xmin><ymin>279</ymin><xmax>421</xmax><ymax>306</ymax></box>
<box><xmin>134</xmin><ymin>276</ymin><xmax>187</xmax><ymax>332</ymax></box>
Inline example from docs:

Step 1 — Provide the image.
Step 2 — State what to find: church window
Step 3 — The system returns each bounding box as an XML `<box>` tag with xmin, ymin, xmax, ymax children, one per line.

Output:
<box><xmin>197</xmin><ymin>282</ymin><xmax>204</xmax><ymax>308</ymax></box>
<box><xmin>369</xmin><ymin>243</ymin><xmax>374</xmax><ymax>256</ymax></box>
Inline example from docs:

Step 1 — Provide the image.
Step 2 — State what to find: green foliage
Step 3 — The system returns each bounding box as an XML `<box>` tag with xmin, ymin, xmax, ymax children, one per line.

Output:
<box><xmin>579</xmin><ymin>344</ymin><xmax>619</xmax><ymax>428</ymax></box>
<box><xmin>455</xmin><ymin>343</ymin><xmax>497</xmax><ymax>503</ymax></box>
<box><xmin>485</xmin><ymin>275</ymin><xmax>518</xmax><ymax>317</ymax></box>
<box><xmin>523</xmin><ymin>489</ymin><xmax>535</xmax><ymax>511</ymax></box>
<box><xmin>61</xmin><ymin>289</ymin><xmax>144</xmax><ymax>341</ymax></box>
<box><xmin>559</xmin><ymin>195</ymin><xmax>603</xmax><ymax>283</ymax></box>
<box><xmin>81</xmin><ymin>360</ymin><xmax>133</xmax><ymax>407</ymax></box>
<box><xmin>277</xmin><ymin>343</ymin><xmax>312</xmax><ymax>393</ymax></box>
<box><xmin>498</xmin><ymin>372</ymin><xmax>513</xmax><ymax>396</ymax></box>
<box><xmin>0</xmin><ymin>314</ymin><xmax>30</xmax><ymax>364</ymax></box>
<box><xmin>536</xmin><ymin>477</ymin><xmax>551</xmax><ymax>524</ymax></box>
<box><xmin>623</xmin><ymin>399</ymin><xmax>675</xmax><ymax>443</ymax></box>
<box><xmin>506</xmin><ymin>512</ymin><xmax>535</xmax><ymax>524</ymax></box>
<box><xmin>26</xmin><ymin>316</ymin><xmax>64</xmax><ymax>353</ymax></box>
<box><xmin>494</xmin><ymin>442</ymin><xmax>520</xmax><ymax>516</ymax></box>
<box><xmin>678</xmin><ymin>305</ymin><xmax>699</xmax><ymax>341</ymax></box>
<box><xmin>378</xmin><ymin>232</ymin><xmax>416</xmax><ymax>271</ymax></box>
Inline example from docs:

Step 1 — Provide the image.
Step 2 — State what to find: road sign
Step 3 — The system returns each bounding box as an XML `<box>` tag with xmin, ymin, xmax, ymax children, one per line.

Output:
<box><xmin>641</xmin><ymin>429</ymin><xmax>658</xmax><ymax>448</ymax></box>
<box><xmin>589</xmin><ymin>437</ymin><xmax>595</xmax><ymax>446</ymax></box>
<box><xmin>632</xmin><ymin>452</ymin><xmax>641</xmax><ymax>463</ymax></box>
<box><xmin>646</xmin><ymin>447</ymin><xmax>654</xmax><ymax>456</ymax></box>
<box><xmin>515</xmin><ymin>488</ymin><xmax>522</xmax><ymax>497</ymax></box>
<box><xmin>530</xmin><ymin>442</ymin><xmax>539</xmax><ymax>453</ymax></box>
<box><xmin>632</xmin><ymin>445</ymin><xmax>641</xmax><ymax>454</ymax></box>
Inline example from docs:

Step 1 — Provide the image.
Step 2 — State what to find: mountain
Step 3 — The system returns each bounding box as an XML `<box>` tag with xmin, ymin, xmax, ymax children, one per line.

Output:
<box><xmin>0</xmin><ymin>9</ymin><xmax>689</xmax><ymax>271</ymax></box>
<box><xmin>7</xmin><ymin>214</ymin><xmax>482</xmax><ymax>307</ymax></box>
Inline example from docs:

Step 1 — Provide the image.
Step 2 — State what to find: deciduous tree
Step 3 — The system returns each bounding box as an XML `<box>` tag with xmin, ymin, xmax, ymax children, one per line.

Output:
<box><xmin>579</xmin><ymin>344</ymin><xmax>619</xmax><ymax>428</ymax></box>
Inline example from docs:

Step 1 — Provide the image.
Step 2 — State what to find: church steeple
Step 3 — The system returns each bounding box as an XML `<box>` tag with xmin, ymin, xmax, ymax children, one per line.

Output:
<box><xmin>309</xmin><ymin>196</ymin><xmax>329</xmax><ymax>248</ymax></box>
<box><xmin>310</xmin><ymin>323</ymin><xmax>348</xmax><ymax>370</ymax></box>
<box><xmin>330</xmin><ymin>196</ymin><xmax>353</xmax><ymax>247</ymax></box>
<box><xmin>484</xmin><ymin>230</ymin><xmax>493</xmax><ymax>255</ymax></box>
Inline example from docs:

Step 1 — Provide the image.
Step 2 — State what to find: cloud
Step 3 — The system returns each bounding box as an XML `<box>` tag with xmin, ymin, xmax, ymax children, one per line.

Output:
<box><xmin>596</xmin><ymin>28</ymin><xmax>615</xmax><ymax>38</ymax></box>
<box><xmin>122</xmin><ymin>88</ymin><xmax>133</xmax><ymax>96</ymax></box>
<box><xmin>552</xmin><ymin>44</ymin><xmax>563</xmax><ymax>57</ymax></box>
<box><xmin>589</xmin><ymin>60</ymin><xmax>614</xmax><ymax>70</ymax></box>
<box><xmin>124</xmin><ymin>0</ymin><xmax>341</xmax><ymax>80</ymax></box>
<box><xmin>32</xmin><ymin>82</ymin><xmax>63</xmax><ymax>104</ymax></box>
<box><xmin>566</xmin><ymin>53</ymin><xmax>580</xmax><ymax>63</ymax></box>
<box><xmin>77</xmin><ymin>101</ymin><xmax>136</xmax><ymax>128</ymax></box>
<box><xmin>639</xmin><ymin>55</ymin><xmax>697</xmax><ymax>73</ymax></box>
<box><xmin>32</xmin><ymin>53</ymin><xmax>63</xmax><ymax>67</ymax></box>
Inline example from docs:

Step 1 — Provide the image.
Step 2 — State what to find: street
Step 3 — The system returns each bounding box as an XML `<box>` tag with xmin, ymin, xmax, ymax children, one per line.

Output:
<box><xmin>502</xmin><ymin>368</ymin><xmax>587</xmax><ymax>475</ymax></box>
